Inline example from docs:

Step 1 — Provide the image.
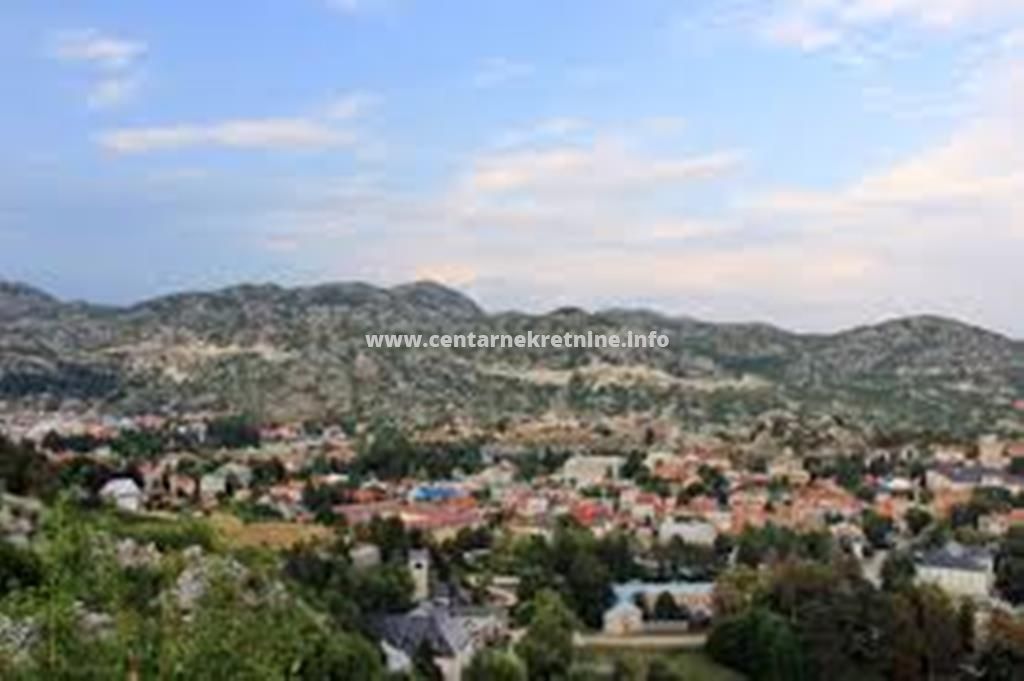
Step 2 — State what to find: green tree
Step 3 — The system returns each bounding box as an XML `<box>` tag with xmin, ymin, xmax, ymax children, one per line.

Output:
<box><xmin>978</xmin><ymin>610</ymin><xmax>1024</xmax><ymax>681</ymax></box>
<box><xmin>515</xmin><ymin>590</ymin><xmax>577</xmax><ymax>681</ymax></box>
<box><xmin>905</xmin><ymin>507</ymin><xmax>933</xmax><ymax>536</ymax></box>
<box><xmin>464</xmin><ymin>648</ymin><xmax>527</xmax><ymax>681</ymax></box>
<box><xmin>996</xmin><ymin>526</ymin><xmax>1024</xmax><ymax>605</ymax></box>
<box><xmin>299</xmin><ymin>633</ymin><xmax>385</xmax><ymax>681</ymax></box>
<box><xmin>861</xmin><ymin>510</ymin><xmax>893</xmax><ymax>549</ymax></box>
<box><xmin>652</xmin><ymin>592</ymin><xmax>685</xmax><ymax>621</ymax></box>
<box><xmin>412</xmin><ymin>640</ymin><xmax>444</xmax><ymax>681</ymax></box>
<box><xmin>0</xmin><ymin>540</ymin><xmax>43</xmax><ymax>597</ymax></box>
<box><xmin>646</xmin><ymin>657</ymin><xmax>685</xmax><ymax>681</ymax></box>
<box><xmin>880</xmin><ymin>550</ymin><xmax>916</xmax><ymax>592</ymax></box>
<box><xmin>707</xmin><ymin>608</ymin><xmax>804</xmax><ymax>681</ymax></box>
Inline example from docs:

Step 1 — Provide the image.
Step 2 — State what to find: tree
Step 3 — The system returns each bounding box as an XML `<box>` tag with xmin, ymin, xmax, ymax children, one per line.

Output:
<box><xmin>996</xmin><ymin>526</ymin><xmax>1024</xmax><ymax>605</ymax></box>
<box><xmin>652</xmin><ymin>592</ymin><xmax>685</xmax><ymax>621</ymax></box>
<box><xmin>299</xmin><ymin>633</ymin><xmax>385</xmax><ymax>681</ymax></box>
<box><xmin>564</xmin><ymin>549</ymin><xmax>613</xmax><ymax>628</ymax></box>
<box><xmin>464</xmin><ymin>649</ymin><xmax>526</xmax><ymax>681</ymax></box>
<box><xmin>707</xmin><ymin>608</ymin><xmax>804</xmax><ymax>681</ymax></box>
<box><xmin>905</xmin><ymin>507</ymin><xmax>933</xmax><ymax>536</ymax></box>
<box><xmin>610</xmin><ymin>653</ymin><xmax>647</xmax><ymax>681</ymax></box>
<box><xmin>978</xmin><ymin>610</ymin><xmax>1024</xmax><ymax>680</ymax></box>
<box><xmin>205</xmin><ymin>414</ymin><xmax>261</xmax><ymax>449</ymax></box>
<box><xmin>412</xmin><ymin>640</ymin><xmax>444</xmax><ymax>681</ymax></box>
<box><xmin>0</xmin><ymin>436</ymin><xmax>56</xmax><ymax>498</ymax></box>
<box><xmin>914</xmin><ymin>585</ymin><xmax>966</xmax><ymax>679</ymax></box>
<box><xmin>0</xmin><ymin>540</ymin><xmax>43</xmax><ymax>597</ymax></box>
<box><xmin>646</xmin><ymin>657</ymin><xmax>685</xmax><ymax>681</ymax></box>
<box><xmin>861</xmin><ymin>510</ymin><xmax>893</xmax><ymax>549</ymax></box>
<box><xmin>515</xmin><ymin>590</ymin><xmax>577</xmax><ymax>681</ymax></box>
<box><xmin>880</xmin><ymin>550</ymin><xmax>916</xmax><ymax>592</ymax></box>
<box><xmin>713</xmin><ymin>566</ymin><xmax>762</xmax><ymax>618</ymax></box>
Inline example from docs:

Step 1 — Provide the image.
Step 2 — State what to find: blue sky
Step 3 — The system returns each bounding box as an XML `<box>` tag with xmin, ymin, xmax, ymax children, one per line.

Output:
<box><xmin>1</xmin><ymin>0</ymin><xmax>1023</xmax><ymax>333</ymax></box>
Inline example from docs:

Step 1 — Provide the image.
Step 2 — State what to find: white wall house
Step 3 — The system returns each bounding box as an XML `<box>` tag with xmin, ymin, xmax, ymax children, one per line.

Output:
<box><xmin>915</xmin><ymin>543</ymin><xmax>994</xmax><ymax>601</ymax></box>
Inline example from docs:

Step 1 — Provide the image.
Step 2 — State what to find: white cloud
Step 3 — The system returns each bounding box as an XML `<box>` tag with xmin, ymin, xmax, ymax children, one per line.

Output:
<box><xmin>761</xmin><ymin>14</ymin><xmax>842</xmax><ymax>50</ymax></box>
<box><xmin>50</xmin><ymin>29</ymin><xmax>146</xmax><ymax>69</ymax></box>
<box><xmin>459</xmin><ymin>142</ymin><xmax>743</xmax><ymax>197</ymax></box>
<box><xmin>761</xmin><ymin>0</ymin><xmax>1024</xmax><ymax>51</ymax></box>
<box><xmin>492</xmin><ymin>117</ymin><xmax>588</xmax><ymax>149</ymax></box>
<box><xmin>49</xmin><ymin>29</ymin><xmax>147</xmax><ymax>110</ymax></box>
<box><xmin>324</xmin><ymin>91</ymin><xmax>380</xmax><ymax>120</ymax></box>
<box><xmin>87</xmin><ymin>76</ymin><xmax>140</xmax><ymax>109</ymax></box>
<box><xmin>472</xmin><ymin>57</ymin><xmax>534</xmax><ymax>87</ymax></box>
<box><xmin>98</xmin><ymin>118</ymin><xmax>355</xmax><ymax>153</ymax></box>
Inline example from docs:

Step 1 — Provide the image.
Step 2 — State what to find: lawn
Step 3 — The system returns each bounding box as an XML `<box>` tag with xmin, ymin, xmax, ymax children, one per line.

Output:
<box><xmin>670</xmin><ymin>651</ymin><xmax>745</xmax><ymax>681</ymax></box>
<box><xmin>209</xmin><ymin>512</ymin><xmax>333</xmax><ymax>550</ymax></box>
<box><xmin>578</xmin><ymin>648</ymin><xmax>745</xmax><ymax>681</ymax></box>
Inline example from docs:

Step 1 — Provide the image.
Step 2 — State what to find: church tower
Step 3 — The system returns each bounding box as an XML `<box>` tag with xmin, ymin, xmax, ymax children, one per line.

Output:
<box><xmin>408</xmin><ymin>549</ymin><xmax>431</xmax><ymax>602</ymax></box>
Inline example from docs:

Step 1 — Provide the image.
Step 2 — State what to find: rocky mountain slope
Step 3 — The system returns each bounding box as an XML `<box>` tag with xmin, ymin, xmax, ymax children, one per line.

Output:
<box><xmin>1</xmin><ymin>279</ymin><xmax>1022</xmax><ymax>436</ymax></box>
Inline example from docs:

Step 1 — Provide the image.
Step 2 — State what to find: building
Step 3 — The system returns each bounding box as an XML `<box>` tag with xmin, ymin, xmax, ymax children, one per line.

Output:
<box><xmin>658</xmin><ymin>518</ymin><xmax>718</xmax><ymax>546</ymax></box>
<box><xmin>371</xmin><ymin>601</ymin><xmax>504</xmax><ymax>681</ymax></box>
<box><xmin>99</xmin><ymin>478</ymin><xmax>144</xmax><ymax>513</ymax></box>
<box><xmin>349</xmin><ymin>543</ymin><xmax>382</xmax><ymax>570</ymax></box>
<box><xmin>926</xmin><ymin>465</ymin><xmax>1024</xmax><ymax>495</ymax></box>
<box><xmin>916</xmin><ymin>543</ymin><xmax>994</xmax><ymax>601</ymax></box>
<box><xmin>602</xmin><ymin>601</ymin><xmax>644</xmax><ymax>635</ymax></box>
<box><xmin>199</xmin><ymin>462</ymin><xmax>253</xmax><ymax>501</ymax></box>
<box><xmin>409</xmin><ymin>549</ymin><xmax>432</xmax><ymax>603</ymax></box>
<box><xmin>611</xmin><ymin>581</ymin><xmax>715</xmax><ymax>620</ymax></box>
<box><xmin>558</xmin><ymin>455</ymin><xmax>625</xmax><ymax>488</ymax></box>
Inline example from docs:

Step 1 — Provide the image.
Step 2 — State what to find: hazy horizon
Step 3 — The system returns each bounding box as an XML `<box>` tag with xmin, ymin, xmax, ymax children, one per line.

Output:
<box><xmin>5</xmin><ymin>273</ymin><xmax>1021</xmax><ymax>340</ymax></box>
<box><xmin>2</xmin><ymin>1</ymin><xmax>1023</xmax><ymax>334</ymax></box>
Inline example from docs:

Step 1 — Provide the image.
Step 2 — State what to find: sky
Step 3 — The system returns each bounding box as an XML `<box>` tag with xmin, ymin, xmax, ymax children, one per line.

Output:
<box><xmin>1</xmin><ymin>1</ymin><xmax>1023</xmax><ymax>334</ymax></box>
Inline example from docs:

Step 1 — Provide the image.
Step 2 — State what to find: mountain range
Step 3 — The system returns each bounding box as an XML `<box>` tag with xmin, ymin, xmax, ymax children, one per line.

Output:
<box><xmin>2</xmin><ymin>279</ymin><xmax>1022</xmax><ymax>438</ymax></box>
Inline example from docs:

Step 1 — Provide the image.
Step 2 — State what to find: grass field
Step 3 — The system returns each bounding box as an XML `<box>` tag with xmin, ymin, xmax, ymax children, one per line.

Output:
<box><xmin>578</xmin><ymin>648</ymin><xmax>745</xmax><ymax>681</ymax></box>
<box><xmin>209</xmin><ymin>512</ymin><xmax>333</xmax><ymax>550</ymax></box>
<box><xmin>670</xmin><ymin>651</ymin><xmax>745</xmax><ymax>681</ymax></box>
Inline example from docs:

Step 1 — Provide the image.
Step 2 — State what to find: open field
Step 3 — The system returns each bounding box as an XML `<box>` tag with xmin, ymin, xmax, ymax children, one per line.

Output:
<box><xmin>209</xmin><ymin>512</ymin><xmax>333</xmax><ymax>550</ymax></box>
<box><xmin>578</xmin><ymin>648</ymin><xmax>745</xmax><ymax>681</ymax></box>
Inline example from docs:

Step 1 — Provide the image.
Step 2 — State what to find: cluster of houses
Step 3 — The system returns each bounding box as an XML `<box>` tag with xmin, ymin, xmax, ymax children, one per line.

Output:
<box><xmin>6</xmin><ymin>409</ymin><xmax>1024</xmax><ymax>680</ymax></box>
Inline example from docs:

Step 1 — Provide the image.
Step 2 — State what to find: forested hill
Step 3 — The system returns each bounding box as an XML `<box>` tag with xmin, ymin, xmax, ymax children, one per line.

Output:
<box><xmin>1</xmin><ymin>279</ymin><xmax>1023</xmax><ymax>437</ymax></box>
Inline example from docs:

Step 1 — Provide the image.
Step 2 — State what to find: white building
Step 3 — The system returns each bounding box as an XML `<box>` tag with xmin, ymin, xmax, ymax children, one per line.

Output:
<box><xmin>658</xmin><ymin>518</ymin><xmax>718</xmax><ymax>546</ymax></box>
<box><xmin>409</xmin><ymin>549</ymin><xmax>432</xmax><ymax>602</ymax></box>
<box><xmin>99</xmin><ymin>478</ymin><xmax>144</xmax><ymax>513</ymax></box>
<box><xmin>602</xmin><ymin>601</ymin><xmax>644</xmax><ymax>636</ymax></box>
<box><xmin>916</xmin><ymin>543</ymin><xmax>994</xmax><ymax>601</ymax></box>
<box><xmin>559</xmin><ymin>455</ymin><xmax>625</xmax><ymax>488</ymax></box>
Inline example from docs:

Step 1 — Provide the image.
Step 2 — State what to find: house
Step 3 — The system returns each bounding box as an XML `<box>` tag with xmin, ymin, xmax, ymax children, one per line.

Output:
<box><xmin>409</xmin><ymin>485</ymin><xmax>466</xmax><ymax>504</ymax></box>
<box><xmin>559</xmin><ymin>455</ymin><xmax>625</xmax><ymax>488</ymax></box>
<box><xmin>399</xmin><ymin>502</ymin><xmax>484</xmax><ymax>541</ymax></box>
<box><xmin>927</xmin><ymin>465</ymin><xmax>1024</xmax><ymax>496</ymax></box>
<box><xmin>200</xmin><ymin>462</ymin><xmax>254</xmax><ymax>501</ymax></box>
<box><xmin>349</xmin><ymin>544</ymin><xmax>382</xmax><ymax>570</ymax></box>
<box><xmin>978</xmin><ymin>436</ymin><xmax>1006</xmax><ymax>467</ymax></box>
<box><xmin>99</xmin><ymin>478</ymin><xmax>144</xmax><ymax>513</ymax></box>
<box><xmin>469</xmin><ymin>462</ymin><xmax>516</xmax><ymax>489</ymax></box>
<box><xmin>371</xmin><ymin>601</ymin><xmax>504</xmax><ymax>681</ymax></box>
<box><xmin>602</xmin><ymin>601</ymin><xmax>644</xmax><ymax>635</ymax></box>
<box><xmin>607</xmin><ymin>581</ymin><xmax>716</xmax><ymax>627</ymax></box>
<box><xmin>658</xmin><ymin>518</ymin><xmax>717</xmax><ymax>546</ymax></box>
<box><xmin>879</xmin><ymin>476</ymin><xmax>915</xmax><ymax>496</ymax></box>
<box><xmin>916</xmin><ymin>543</ymin><xmax>994</xmax><ymax>601</ymax></box>
<box><xmin>979</xmin><ymin>509</ymin><xmax>1024</xmax><ymax>536</ymax></box>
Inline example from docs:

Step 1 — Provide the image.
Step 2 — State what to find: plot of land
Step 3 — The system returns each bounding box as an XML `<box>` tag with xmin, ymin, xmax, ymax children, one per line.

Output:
<box><xmin>210</xmin><ymin>513</ymin><xmax>333</xmax><ymax>550</ymax></box>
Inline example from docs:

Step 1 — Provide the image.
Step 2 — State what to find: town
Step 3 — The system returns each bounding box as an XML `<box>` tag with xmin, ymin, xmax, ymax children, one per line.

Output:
<box><xmin>3</xmin><ymin>406</ymin><xmax>1023</xmax><ymax>680</ymax></box>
